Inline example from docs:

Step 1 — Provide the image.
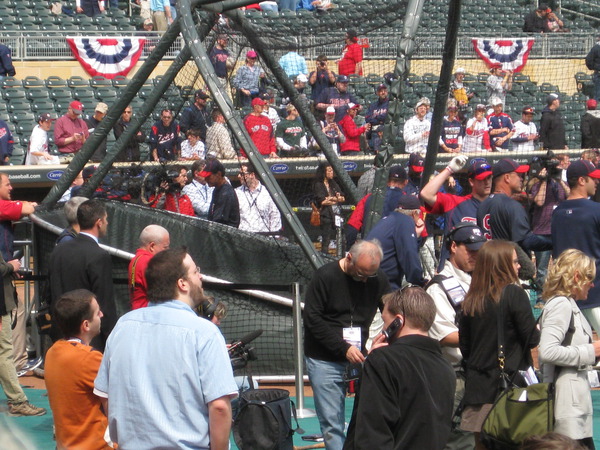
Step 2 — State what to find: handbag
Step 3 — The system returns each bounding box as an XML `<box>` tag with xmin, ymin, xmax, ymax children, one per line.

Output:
<box><xmin>480</xmin><ymin>295</ymin><xmax>554</xmax><ymax>450</ymax></box>
<box><xmin>310</xmin><ymin>202</ymin><xmax>321</xmax><ymax>227</ymax></box>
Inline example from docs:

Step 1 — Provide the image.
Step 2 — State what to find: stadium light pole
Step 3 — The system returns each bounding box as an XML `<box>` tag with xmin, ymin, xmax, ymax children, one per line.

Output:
<box><xmin>178</xmin><ymin>0</ymin><xmax>326</xmax><ymax>269</ymax></box>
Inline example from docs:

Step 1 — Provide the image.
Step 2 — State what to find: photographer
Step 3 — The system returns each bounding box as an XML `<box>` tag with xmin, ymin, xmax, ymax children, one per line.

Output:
<box><xmin>528</xmin><ymin>153</ymin><xmax>569</xmax><ymax>291</ymax></box>
<box><xmin>149</xmin><ymin>165</ymin><xmax>194</xmax><ymax>216</ymax></box>
<box><xmin>309</xmin><ymin>54</ymin><xmax>336</xmax><ymax>106</ymax></box>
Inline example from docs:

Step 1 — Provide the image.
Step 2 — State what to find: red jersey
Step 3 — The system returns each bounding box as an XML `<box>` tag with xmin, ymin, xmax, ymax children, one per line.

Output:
<box><xmin>243</xmin><ymin>113</ymin><xmax>276</xmax><ymax>156</ymax></box>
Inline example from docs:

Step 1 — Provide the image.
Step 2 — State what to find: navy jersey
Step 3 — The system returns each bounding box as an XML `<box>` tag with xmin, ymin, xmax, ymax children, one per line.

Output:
<box><xmin>477</xmin><ymin>193</ymin><xmax>530</xmax><ymax>242</ymax></box>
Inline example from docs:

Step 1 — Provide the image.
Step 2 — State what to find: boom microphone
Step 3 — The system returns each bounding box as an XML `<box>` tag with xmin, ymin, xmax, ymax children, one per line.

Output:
<box><xmin>228</xmin><ymin>329</ymin><xmax>263</xmax><ymax>354</ymax></box>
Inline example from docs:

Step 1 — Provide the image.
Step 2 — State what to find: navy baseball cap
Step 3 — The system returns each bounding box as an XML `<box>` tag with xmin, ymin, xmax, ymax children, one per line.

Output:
<box><xmin>467</xmin><ymin>159</ymin><xmax>492</xmax><ymax>180</ymax></box>
<box><xmin>397</xmin><ymin>195</ymin><xmax>421</xmax><ymax>210</ymax></box>
<box><xmin>199</xmin><ymin>159</ymin><xmax>225</xmax><ymax>177</ymax></box>
<box><xmin>337</xmin><ymin>75</ymin><xmax>349</xmax><ymax>83</ymax></box>
<box><xmin>492</xmin><ymin>158</ymin><xmax>530</xmax><ymax>178</ymax></box>
<box><xmin>408</xmin><ymin>153</ymin><xmax>424</xmax><ymax>173</ymax></box>
<box><xmin>388</xmin><ymin>165</ymin><xmax>407</xmax><ymax>181</ymax></box>
<box><xmin>449</xmin><ymin>223</ymin><xmax>487</xmax><ymax>251</ymax></box>
<box><xmin>567</xmin><ymin>160</ymin><xmax>600</xmax><ymax>180</ymax></box>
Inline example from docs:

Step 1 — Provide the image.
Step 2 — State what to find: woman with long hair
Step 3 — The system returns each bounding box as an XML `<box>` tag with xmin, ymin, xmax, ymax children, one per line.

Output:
<box><xmin>539</xmin><ymin>249</ymin><xmax>600</xmax><ymax>450</ymax></box>
<box><xmin>459</xmin><ymin>240</ymin><xmax>539</xmax><ymax>449</ymax></box>
<box><xmin>312</xmin><ymin>162</ymin><xmax>344</xmax><ymax>254</ymax></box>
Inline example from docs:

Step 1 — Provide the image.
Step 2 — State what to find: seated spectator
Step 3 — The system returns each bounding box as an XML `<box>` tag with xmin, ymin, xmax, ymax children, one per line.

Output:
<box><xmin>369</xmin><ymin>125</ymin><xmax>384</xmax><ymax>153</ymax></box>
<box><xmin>339</xmin><ymin>103</ymin><xmax>370</xmax><ymax>155</ymax></box>
<box><xmin>59</xmin><ymin>172</ymin><xmax>85</xmax><ymax>203</ymax></box>
<box><xmin>149</xmin><ymin>109</ymin><xmax>180</xmax><ymax>162</ymax></box>
<box><xmin>294</xmin><ymin>74</ymin><xmax>308</xmax><ymax>95</ymax></box>
<box><xmin>337</xmin><ymin>29</ymin><xmax>363</xmax><ymax>76</ymax></box>
<box><xmin>547</xmin><ymin>9</ymin><xmax>568</xmax><ymax>32</ymax></box>
<box><xmin>179</xmin><ymin>128</ymin><xmax>205</xmax><ymax>161</ymax></box>
<box><xmin>523</xmin><ymin>4</ymin><xmax>551</xmax><ymax>33</ymax></box>
<box><xmin>85</xmin><ymin>102</ymin><xmax>109</xmax><ymax>162</ymax></box>
<box><xmin>71</xmin><ymin>165</ymin><xmax>96</xmax><ymax>198</ymax></box>
<box><xmin>276</xmin><ymin>104</ymin><xmax>308</xmax><ymax>157</ymax></box>
<box><xmin>26</xmin><ymin>113</ymin><xmax>60</xmax><ymax>165</ymax></box>
<box><xmin>278</xmin><ymin>51</ymin><xmax>308</xmax><ymax>79</ymax></box>
<box><xmin>511</xmin><ymin>106</ymin><xmax>539</xmax><ymax>152</ymax></box>
<box><xmin>450</xmin><ymin>67</ymin><xmax>474</xmax><ymax>123</ymax></box>
<box><xmin>581</xmin><ymin>99</ymin><xmax>600</xmax><ymax>149</ymax></box>
<box><xmin>113</xmin><ymin>106</ymin><xmax>145</xmax><ymax>162</ymax></box>
<box><xmin>149</xmin><ymin>165</ymin><xmax>194</xmax><ymax>216</ymax></box>
<box><xmin>403</xmin><ymin>98</ymin><xmax>431</xmax><ymax>154</ymax></box>
<box><xmin>309</xmin><ymin>54</ymin><xmax>336</xmax><ymax>105</ymax></box>
<box><xmin>487</xmin><ymin>97</ymin><xmax>514</xmax><ymax>151</ymax></box>
<box><xmin>243</xmin><ymin>98</ymin><xmax>277</xmax><ymax>158</ymax></box>
<box><xmin>76</xmin><ymin>0</ymin><xmax>105</xmax><ymax>17</ymax></box>
<box><xmin>463</xmin><ymin>104</ymin><xmax>491</xmax><ymax>153</ymax></box>
<box><xmin>206</xmin><ymin>109</ymin><xmax>237</xmax><ymax>159</ymax></box>
<box><xmin>54</xmin><ymin>101</ymin><xmax>89</xmax><ymax>155</ymax></box>
<box><xmin>312</xmin><ymin>0</ymin><xmax>333</xmax><ymax>11</ymax></box>
<box><xmin>314</xmin><ymin>106</ymin><xmax>345</xmax><ymax>155</ymax></box>
<box><xmin>261</xmin><ymin>90</ymin><xmax>281</xmax><ymax>129</ymax></box>
<box><xmin>232</xmin><ymin>50</ymin><xmax>265</xmax><ymax>108</ymax></box>
<box><xmin>439</xmin><ymin>101</ymin><xmax>464</xmax><ymax>153</ymax></box>
<box><xmin>486</xmin><ymin>64</ymin><xmax>512</xmax><ymax>105</ymax></box>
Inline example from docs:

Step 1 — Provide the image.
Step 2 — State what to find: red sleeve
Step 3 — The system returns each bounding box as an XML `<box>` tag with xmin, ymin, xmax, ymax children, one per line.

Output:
<box><xmin>347</xmin><ymin>194</ymin><xmax>370</xmax><ymax>229</ymax></box>
<box><xmin>0</xmin><ymin>200</ymin><xmax>23</xmax><ymax>221</ymax></box>
<box><xmin>350</xmin><ymin>44</ymin><xmax>363</xmax><ymax>63</ymax></box>
<box><xmin>423</xmin><ymin>192</ymin><xmax>469</xmax><ymax>215</ymax></box>
<box><xmin>483</xmin><ymin>131</ymin><xmax>491</xmax><ymax>150</ymax></box>
<box><xmin>181</xmin><ymin>195</ymin><xmax>195</xmax><ymax>216</ymax></box>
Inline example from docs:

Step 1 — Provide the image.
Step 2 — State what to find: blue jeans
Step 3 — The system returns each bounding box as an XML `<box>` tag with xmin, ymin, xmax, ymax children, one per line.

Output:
<box><xmin>534</xmin><ymin>245</ymin><xmax>551</xmax><ymax>293</ymax></box>
<box><xmin>594</xmin><ymin>72</ymin><xmax>600</xmax><ymax>102</ymax></box>
<box><xmin>306</xmin><ymin>357</ymin><xmax>348</xmax><ymax>450</ymax></box>
<box><xmin>278</xmin><ymin>0</ymin><xmax>297</xmax><ymax>11</ymax></box>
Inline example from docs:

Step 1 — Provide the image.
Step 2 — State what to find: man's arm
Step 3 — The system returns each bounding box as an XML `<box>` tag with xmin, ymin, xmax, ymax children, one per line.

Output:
<box><xmin>208</xmin><ymin>396</ymin><xmax>233</xmax><ymax>450</ymax></box>
<box><xmin>420</xmin><ymin>155</ymin><xmax>467</xmax><ymax>207</ymax></box>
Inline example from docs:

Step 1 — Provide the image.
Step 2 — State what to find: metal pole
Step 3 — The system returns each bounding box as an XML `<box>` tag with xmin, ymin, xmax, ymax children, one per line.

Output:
<box><xmin>292</xmin><ymin>282</ymin><xmax>315</xmax><ymax>418</ymax></box>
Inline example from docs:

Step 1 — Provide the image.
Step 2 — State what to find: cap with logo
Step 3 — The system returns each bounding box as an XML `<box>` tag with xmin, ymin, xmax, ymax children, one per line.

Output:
<box><xmin>296</xmin><ymin>74</ymin><xmax>308</xmax><ymax>83</ymax></box>
<box><xmin>448</xmin><ymin>222</ymin><xmax>487</xmax><ymax>251</ymax></box>
<box><xmin>566</xmin><ymin>160</ymin><xmax>600</xmax><ymax>179</ymax></box>
<box><xmin>376</xmin><ymin>83</ymin><xmax>388</xmax><ymax>92</ymax></box>
<box><xmin>455</xmin><ymin>67</ymin><xmax>465</xmax><ymax>74</ymax></box>
<box><xmin>325</xmin><ymin>106</ymin><xmax>336</xmax><ymax>115</ymax></box>
<box><xmin>546</xmin><ymin>93</ymin><xmax>559</xmax><ymax>105</ymax></box>
<box><xmin>198</xmin><ymin>159</ymin><xmax>225</xmax><ymax>178</ymax></box>
<box><xmin>467</xmin><ymin>159</ymin><xmax>492</xmax><ymax>180</ymax></box>
<box><xmin>397</xmin><ymin>194</ymin><xmax>421</xmax><ymax>210</ymax></box>
<box><xmin>522</xmin><ymin>106</ymin><xmax>535</xmax><ymax>115</ymax></box>
<box><xmin>347</xmin><ymin>102</ymin><xmax>360</xmax><ymax>110</ymax></box>
<box><xmin>388</xmin><ymin>165</ymin><xmax>407</xmax><ymax>181</ymax></box>
<box><xmin>587</xmin><ymin>99</ymin><xmax>597</xmax><ymax>110</ymax></box>
<box><xmin>489</xmin><ymin>63</ymin><xmax>502</xmax><ymax>72</ymax></box>
<box><xmin>195</xmin><ymin>90</ymin><xmax>209</xmax><ymax>100</ymax></box>
<box><xmin>69</xmin><ymin>100</ymin><xmax>83</xmax><ymax>114</ymax></box>
<box><xmin>246</xmin><ymin>50</ymin><xmax>257</xmax><ymax>58</ymax></box>
<box><xmin>408</xmin><ymin>153</ymin><xmax>424</xmax><ymax>173</ymax></box>
<box><xmin>37</xmin><ymin>113</ymin><xmax>55</xmax><ymax>123</ymax></box>
<box><xmin>490</xmin><ymin>97</ymin><xmax>503</xmax><ymax>106</ymax></box>
<box><xmin>337</xmin><ymin>75</ymin><xmax>349</xmax><ymax>83</ymax></box>
<box><xmin>251</xmin><ymin>97</ymin><xmax>266</xmax><ymax>107</ymax></box>
<box><xmin>492</xmin><ymin>158</ymin><xmax>530</xmax><ymax>178</ymax></box>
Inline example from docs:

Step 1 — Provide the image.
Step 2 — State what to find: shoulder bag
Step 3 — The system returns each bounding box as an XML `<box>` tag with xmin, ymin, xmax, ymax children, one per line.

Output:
<box><xmin>310</xmin><ymin>202</ymin><xmax>321</xmax><ymax>227</ymax></box>
<box><xmin>480</xmin><ymin>294</ymin><xmax>555</xmax><ymax>450</ymax></box>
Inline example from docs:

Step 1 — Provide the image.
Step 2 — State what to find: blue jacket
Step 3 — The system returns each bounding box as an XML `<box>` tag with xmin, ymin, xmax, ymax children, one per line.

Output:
<box><xmin>0</xmin><ymin>44</ymin><xmax>15</xmax><ymax>77</ymax></box>
<box><xmin>0</xmin><ymin>120</ymin><xmax>14</xmax><ymax>163</ymax></box>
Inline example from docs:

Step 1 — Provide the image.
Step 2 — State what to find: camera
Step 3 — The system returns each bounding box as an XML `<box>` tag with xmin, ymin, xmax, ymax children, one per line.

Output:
<box><xmin>228</xmin><ymin>330</ymin><xmax>262</xmax><ymax>370</ymax></box>
<box><xmin>16</xmin><ymin>268</ymin><xmax>33</xmax><ymax>278</ymax></box>
<box><xmin>530</xmin><ymin>150</ymin><xmax>561</xmax><ymax>180</ymax></box>
<box><xmin>143</xmin><ymin>165</ymin><xmax>184</xmax><ymax>200</ymax></box>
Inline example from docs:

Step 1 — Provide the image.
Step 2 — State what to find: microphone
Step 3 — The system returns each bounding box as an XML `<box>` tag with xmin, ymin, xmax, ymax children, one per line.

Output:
<box><xmin>228</xmin><ymin>329</ymin><xmax>263</xmax><ymax>354</ymax></box>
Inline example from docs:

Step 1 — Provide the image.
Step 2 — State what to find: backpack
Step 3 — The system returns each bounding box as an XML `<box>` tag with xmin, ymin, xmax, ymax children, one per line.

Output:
<box><xmin>233</xmin><ymin>389</ymin><xmax>302</xmax><ymax>450</ymax></box>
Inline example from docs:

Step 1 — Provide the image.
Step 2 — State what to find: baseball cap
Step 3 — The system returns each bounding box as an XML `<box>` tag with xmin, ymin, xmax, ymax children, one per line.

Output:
<box><xmin>546</xmin><ymin>93</ymin><xmax>559</xmax><ymax>105</ymax></box>
<box><xmin>467</xmin><ymin>159</ymin><xmax>492</xmax><ymax>180</ymax></box>
<box><xmin>408</xmin><ymin>153</ymin><xmax>424</xmax><ymax>173</ymax></box>
<box><xmin>475</xmin><ymin>104</ymin><xmax>486</xmax><ymax>111</ymax></box>
<box><xmin>347</xmin><ymin>102</ymin><xmax>360</xmax><ymax>110</ymax></box>
<box><xmin>69</xmin><ymin>100</ymin><xmax>83</xmax><ymax>114</ymax></box>
<box><xmin>325</xmin><ymin>106</ymin><xmax>335</xmax><ymax>115</ymax></box>
<box><xmin>489</xmin><ymin>63</ymin><xmax>502</xmax><ymax>72</ymax></box>
<box><xmin>296</xmin><ymin>74</ymin><xmax>308</xmax><ymax>83</ymax></box>
<box><xmin>143</xmin><ymin>18</ymin><xmax>153</xmax><ymax>26</ymax></box>
<box><xmin>522</xmin><ymin>106</ymin><xmax>535</xmax><ymax>115</ymax></box>
<box><xmin>449</xmin><ymin>223</ymin><xmax>487</xmax><ymax>251</ymax></box>
<box><xmin>388</xmin><ymin>165</ymin><xmax>407</xmax><ymax>181</ymax></box>
<box><xmin>566</xmin><ymin>160</ymin><xmax>600</xmax><ymax>180</ymax></box>
<box><xmin>37</xmin><ymin>113</ymin><xmax>55</xmax><ymax>122</ymax></box>
<box><xmin>587</xmin><ymin>99</ymin><xmax>597</xmax><ymax>110</ymax></box>
<box><xmin>95</xmin><ymin>102</ymin><xmax>108</xmax><ymax>114</ymax></box>
<box><xmin>492</xmin><ymin>158</ymin><xmax>530</xmax><ymax>178</ymax></box>
<box><xmin>246</xmin><ymin>50</ymin><xmax>257</xmax><ymax>58</ymax></box>
<box><xmin>82</xmin><ymin>165</ymin><xmax>97</xmax><ymax>180</ymax></box>
<box><xmin>346</xmin><ymin>29</ymin><xmax>358</xmax><ymax>40</ymax></box>
<box><xmin>376</xmin><ymin>83</ymin><xmax>388</xmax><ymax>91</ymax></box>
<box><xmin>251</xmin><ymin>97</ymin><xmax>266</xmax><ymax>107</ymax></box>
<box><xmin>455</xmin><ymin>67</ymin><xmax>465</xmax><ymax>74</ymax></box>
<box><xmin>337</xmin><ymin>75</ymin><xmax>349</xmax><ymax>83</ymax></box>
<box><xmin>490</xmin><ymin>97</ymin><xmax>503</xmax><ymax>106</ymax></box>
<box><xmin>415</xmin><ymin>97</ymin><xmax>430</xmax><ymax>109</ymax></box>
<box><xmin>397</xmin><ymin>194</ymin><xmax>421</xmax><ymax>210</ymax></box>
<box><xmin>198</xmin><ymin>159</ymin><xmax>225</xmax><ymax>178</ymax></box>
<box><xmin>195</xmin><ymin>90</ymin><xmax>209</xmax><ymax>100</ymax></box>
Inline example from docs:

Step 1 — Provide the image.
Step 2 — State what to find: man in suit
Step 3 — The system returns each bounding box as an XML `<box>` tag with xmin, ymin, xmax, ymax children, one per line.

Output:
<box><xmin>50</xmin><ymin>199</ymin><xmax>116</xmax><ymax>350</ymax></box>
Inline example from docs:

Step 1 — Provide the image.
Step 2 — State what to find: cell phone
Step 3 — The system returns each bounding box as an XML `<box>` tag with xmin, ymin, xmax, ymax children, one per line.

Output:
<box><xmin>383</xmin><ymin>317</ymin><xmax>403</xmax><ymax>341</ymax></box>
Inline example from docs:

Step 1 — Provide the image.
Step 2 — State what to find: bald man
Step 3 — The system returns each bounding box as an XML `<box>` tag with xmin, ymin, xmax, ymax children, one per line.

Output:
<box><xmin>128</xmin><ymin>225</ymin><xmax>170</xmax><ymax>310</ymax></box>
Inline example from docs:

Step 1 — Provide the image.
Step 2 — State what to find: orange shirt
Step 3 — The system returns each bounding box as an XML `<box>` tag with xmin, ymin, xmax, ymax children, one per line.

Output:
<box><xmin>45</xmin><ymin>340</ymin><xmax>111</xmax><ymax>450</ymax></box>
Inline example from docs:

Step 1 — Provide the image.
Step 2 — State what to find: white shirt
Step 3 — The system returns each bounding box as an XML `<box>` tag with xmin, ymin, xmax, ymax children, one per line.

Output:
<box><xmin>512</xmin><ymin>120</ymin><xmax>537</xmax><ymax>152</ymax></box>
<box><xmin>462</xmin><ymin>117</ymin><xmax>489</xmax><ymax>153</ymax></box>
<box><xmin>403</xmin><ymin>115</ymin><xmax>431</xmax><ymax>154</ymax></box>
<box><xmin>235</xmin><ymin>182</ymin><xmax>282</xmax><ymax>233</ymax></box>
<box><xmin>180</xmin><ymin>139</ymin><xmax>206</xmax><ymax>160</ymax></box>
<box><xmin>262</xmin><ymin>107</ymin><xmax>281</xmax><ymax>129</ymax></box>
<box><xmin>182</xmin><ymin>180</ymin><xmax>214</xmax><ymax>218</ymax></box>
<box><xmin>26</xmin><ymin>125</ymin><xmax>60</xmax><ymax>165</ymax></box>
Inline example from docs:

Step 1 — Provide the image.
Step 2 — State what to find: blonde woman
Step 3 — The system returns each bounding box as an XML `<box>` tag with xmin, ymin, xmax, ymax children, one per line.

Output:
<box><xmin>539</xmin><ymin>249</ymin><xmax>600</xmax><ymax>450</ymax></box>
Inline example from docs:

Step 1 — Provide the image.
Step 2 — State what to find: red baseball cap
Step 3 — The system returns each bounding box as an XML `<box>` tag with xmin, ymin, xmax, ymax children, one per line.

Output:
<box><xmin>251</xmin><ymin>97</ymin><xmax>266</xmax><ymax>107</ymax></box>
<box><xmin>69</xmin><ymin>100</ymin><xmax>83</xmax><ymax>114</ymax></box>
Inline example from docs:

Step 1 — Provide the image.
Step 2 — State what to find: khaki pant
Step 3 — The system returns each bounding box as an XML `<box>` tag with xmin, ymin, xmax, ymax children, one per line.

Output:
<box><xmin>11</xmin><ymin>294</ymin><xmax>27</xmax><ymax>370</ymax></box>
<box><xmin>0</xmin><ymin>314</ymin><xmax>27</xmax><ymax>404</ymax></box>
<box><xmin>152</xmin><ymin>10</ymin><xmax>168</xmax><ymax>33</ymax></box>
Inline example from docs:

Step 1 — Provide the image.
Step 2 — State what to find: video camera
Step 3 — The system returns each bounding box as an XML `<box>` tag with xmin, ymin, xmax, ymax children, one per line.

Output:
<box><xmin>229</xmin><ymin>329</ymin><xmax>262</xmax><ymax>371</ymax></box>
<box><xmin>530</xmin><ymin>150</ymin><xmax>561</xmax><ymax>180</ymax></box>
<box><xmin>142</xmin><ymin>164</ymin><xmax>185</xmax><ymax>202</ymax></box>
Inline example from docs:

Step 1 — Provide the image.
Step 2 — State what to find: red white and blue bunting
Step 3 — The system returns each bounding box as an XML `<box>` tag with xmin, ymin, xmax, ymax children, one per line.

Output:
<box><xmin>67</xmin><ymin>37</ymin><xmax>146</xmax><ymax>79</ymax></box>
<box><xmin>472</xmin><ymin>38</ymin><xmax>535</xmax><ymax>73</ymax></box>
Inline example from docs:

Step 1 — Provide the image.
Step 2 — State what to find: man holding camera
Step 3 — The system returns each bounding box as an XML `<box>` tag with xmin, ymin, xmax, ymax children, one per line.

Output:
<box><xmin>95</xmin><ymin>248</ymin><xmax>238</xmax><ymax>449</ymax></box>
<box><xmin>149</xmin><ymin>165</ymin><xmax>194</xmax><ymax>216</ymax></box>
<box><xmin>343</xmin><ymin>287</ymin><xmax>455</xmax><ymax>449</ymax></box>
<box><xmin>309</xmin><ymin>54</ymin><xmax>336</xmax><ymax>105</ymax></box>
<box><xmin>304</xmin><ymin>239</ymin><xmax>390</xmax><ymax>450</ymax></box>
<box><xmin>486</xmin><ymin>64</ymin><xmax>512</xmax><ymax>105</ymax></box>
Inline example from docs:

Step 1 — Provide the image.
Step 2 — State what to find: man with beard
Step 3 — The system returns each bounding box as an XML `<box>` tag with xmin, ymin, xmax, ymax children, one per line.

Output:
<box><xmin>95</xmin><ymin>248</ymin><xmax>237</xmax><ymax>449</ymax></box>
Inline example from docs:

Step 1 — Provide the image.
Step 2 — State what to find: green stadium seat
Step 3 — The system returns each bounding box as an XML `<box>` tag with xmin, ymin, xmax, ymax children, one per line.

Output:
<box><xmin>9</xmin><ymin>110</ymin><xmax>35</xmax><ymax>124</ymax></box>
<box><xmin>46</xmin><ymin>76</ymin><xmax>68</xmax><ymax>89</ymax></box>
<box><xmin>68</xmin><ymin>76</ymin><xmax>89</xmax><ymax>89</ymax></box>
<box><xmin>90</xmin><ymin>76</ymin><xmax>112</xmax><ymax>88</ymax></box>
<box><xmin>112</xmin><ymin>76</ymin><xmax>129</xmax><ymax>88</ymax></box>
<box><xmin>0</xmin><ymin>78</ymin><xmax>20</xmax><ymax>90</ymax></box>
<box><xmin>49</xmin><ymin>88</ymin><xmax>72</xmax><ymax>101</ymax></box>
<box><xmin>25</xmin><ymin>88</ymin><xmax>50</xmax><ymax>101</ymax></box>
<box><xmin>2</xmin><ymin>88</ymin><xmax>26</xmax><ymax>101</ymax></box>
<box><xmin>14</xmin><ymin>121</ymin><xmax>35</xmax><ymax>136</ymax></box>
<box><xmin>95</xmin><ymin>87</ymin><xmax>117</xmax><ymax>101</ymax></box>
<box><xmin>71</xmin><ymin>88</ymin><xmax>96</xmax><ymax>102</ymax></box>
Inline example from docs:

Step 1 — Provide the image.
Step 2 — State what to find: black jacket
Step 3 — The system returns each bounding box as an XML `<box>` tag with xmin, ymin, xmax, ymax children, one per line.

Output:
<box><xmin>581</xmin><ymin>110</ymin><xmax>600</xmax><ymax>149</ymax></box>
<box><xmin>113</xmin><ymin>119</ymin><xmax>146</xmax><ymax>162</ymax></box>
<box><xmin>523</xmin><ymin>10</ymin><xmax>549</xmax><ymax>33</ymax></box>
<box><xmin>540</xmin><ymin>107</ymin><xmax>566</xmax><ymax>150</ymax></box>
<box><xmin>585</xmin><ymin>43</ymin><xmax>600</xmax><ymax>72</ymax></box>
